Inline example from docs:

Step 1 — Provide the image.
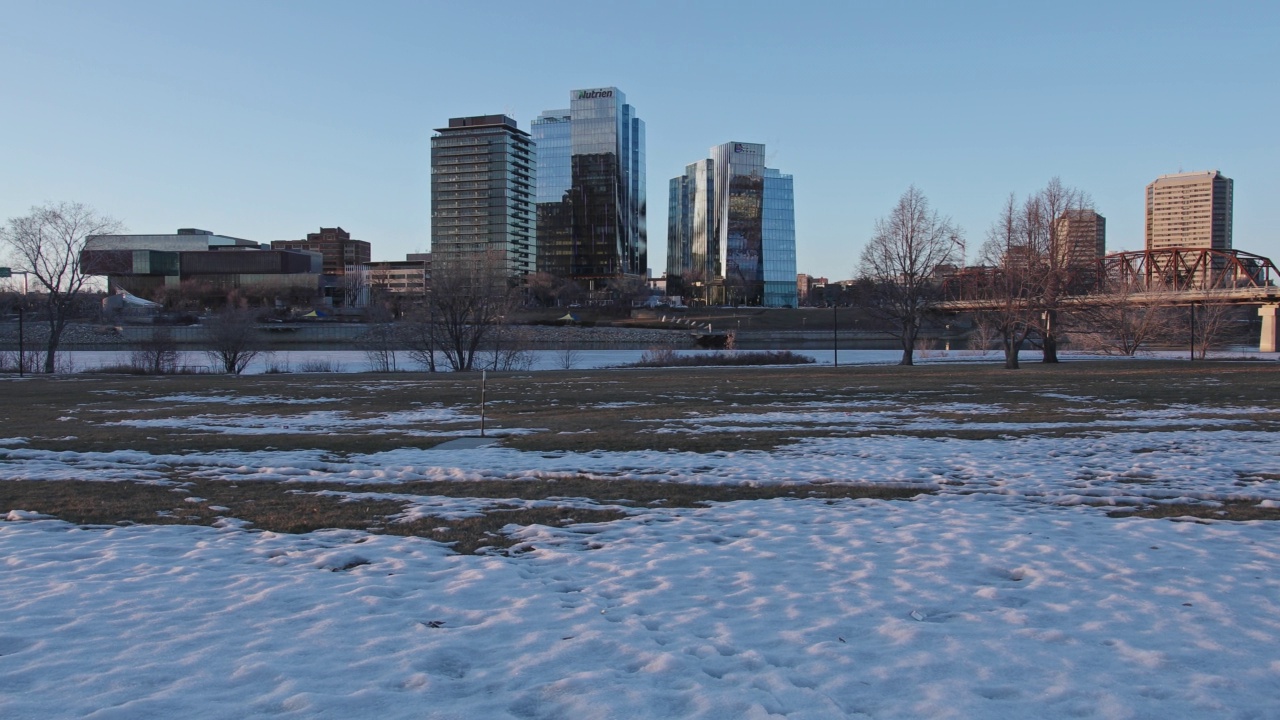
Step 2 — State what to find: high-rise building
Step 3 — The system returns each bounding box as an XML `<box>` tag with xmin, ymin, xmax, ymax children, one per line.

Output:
<box><xmin>430</xmin><ymin>115</ymin><xmax>536</xmax><ymax>277</ymax></box>
<box><xmin>1053</xmin><ymin>209</ymin><xmax>1106</xmax><ymax>287</ymax></box>
<box><xmin>1145</xmin><ymin>171</ymin><xmax>1232</xmax><ymax>251</ymax></box>
<box><xmin>668</xmin><ymin>142</ymin><xmax>796</xmax><ymax>307</ymax></box>
<box><xmin>532</xmin><ymin>87</ymin><xmax>646</xmax><ymax>293</ymax></box>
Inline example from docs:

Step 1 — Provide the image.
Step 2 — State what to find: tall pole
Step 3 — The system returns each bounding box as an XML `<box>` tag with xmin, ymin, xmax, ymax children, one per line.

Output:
<box><xmin>833</xmin><ymin>304</ymin><xmax>838</xmax><ymax>368</ymax></box>
<box><xmin>17</xmin><ymin>306</ymin><xmax>23</xmax><ymax>377</ymax></box>
<box><xmin>480</xmin><ymin>370</ymin><xmax>487</xmax><ymax>438</ymax></box>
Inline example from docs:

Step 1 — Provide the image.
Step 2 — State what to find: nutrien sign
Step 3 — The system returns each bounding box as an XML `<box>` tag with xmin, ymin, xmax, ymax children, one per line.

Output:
<box><xmin>576</xmin><ymin>89</ymin><xmax>614</xmax><ymax>100</ymax></box>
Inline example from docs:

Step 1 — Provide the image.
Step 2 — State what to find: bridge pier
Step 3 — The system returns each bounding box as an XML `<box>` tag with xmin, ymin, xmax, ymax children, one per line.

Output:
<box><xmin>1261</xmin><ymin>304</ymin><xmax>1278</xmax><ymax>353</ymax></box>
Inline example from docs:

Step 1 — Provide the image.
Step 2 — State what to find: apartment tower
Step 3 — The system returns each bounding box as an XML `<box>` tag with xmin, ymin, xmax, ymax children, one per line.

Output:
<box><xmin>1145</xmin><ymin>171</ymin><xmax>1233</xmax><ymax>251</ymax></box>
<box><xmin>430</xmin><ymin>115</ymin><xmax>537</xmax><ymax>277</ymax></box>
<box><xmin>1053</xmin><ymin>209</ymin><xmax>1106</xmax><ymax>288</ymax></box>
<box><xmin>532</xmin><ymin>87</ymin><xmax>646</xmax><ymax>293</ymax></box>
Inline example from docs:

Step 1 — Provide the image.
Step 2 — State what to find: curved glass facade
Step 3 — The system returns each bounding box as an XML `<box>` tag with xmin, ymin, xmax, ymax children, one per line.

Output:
<box><xmin>668</xmin><ymin>143</ymin><xmax>796</xmax><ymax>307</ymax></box>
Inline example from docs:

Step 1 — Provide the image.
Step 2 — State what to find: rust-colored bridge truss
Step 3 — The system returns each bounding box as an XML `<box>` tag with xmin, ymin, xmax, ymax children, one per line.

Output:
<box><xmin>1101</xmin><ymin>248</ymin><xmax>1279</xmax><ymax>292</ymax></box>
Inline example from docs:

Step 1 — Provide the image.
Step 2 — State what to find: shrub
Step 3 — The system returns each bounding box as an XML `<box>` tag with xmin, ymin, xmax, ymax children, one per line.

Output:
<box><xmin>628</xmin><ymin>349</ymin><xmax>815</xmax><ymax>368</ymax></box>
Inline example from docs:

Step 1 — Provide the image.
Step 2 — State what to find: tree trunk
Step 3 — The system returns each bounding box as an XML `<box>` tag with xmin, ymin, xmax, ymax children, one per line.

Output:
<box><xmin>1002</xmin><ymin>333</ymin><xmax>1020</xmax><ymax>370</ymax></box>
<box><xmin>1041</xmin><ymin>333</ymin><xmax>1059</xmax><ymax>363</ymax></box>
<box><xmin>1041</xmin><ymin>310</ymin><xmax>1059</xmax><ymax>363</ymax></box>
<box><xmin>44</xmin><ymin>316</ymin><xmax>64</xmax><ymax>374</ymax></box>
<box><xmin>900</xmin><ymin>324</ymin><xmax>917</xmax><ymax>366</ymax></box>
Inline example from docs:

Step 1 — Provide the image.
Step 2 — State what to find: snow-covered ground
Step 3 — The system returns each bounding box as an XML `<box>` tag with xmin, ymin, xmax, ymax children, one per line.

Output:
<box><xmin>3</xmin><ymin>397</ymin><xmax>1280</xmax><ymax>718</ymax></box>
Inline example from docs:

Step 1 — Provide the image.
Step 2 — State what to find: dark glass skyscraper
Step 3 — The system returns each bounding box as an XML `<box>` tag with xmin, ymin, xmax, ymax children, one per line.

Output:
<box><xmin>668</xmin><ymin>142</ymin><xmax>796</xmax><ymax>307</ymax></box>
<box><xmin>431</xmin><ymin>115</ymin><xmax>536</xmax><ymax>277</ymax></box>
<box><xmin>533</xmin><ymin>87</ymin><xmax>646</xmax><ymax>293</ymax></box>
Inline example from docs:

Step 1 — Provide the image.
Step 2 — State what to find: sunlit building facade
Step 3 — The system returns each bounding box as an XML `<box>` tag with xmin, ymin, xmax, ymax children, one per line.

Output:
<box><xmin>1051</xmin><ymin>209</ymin><xmax>1106</xmax><ymax>290</ymax></box>
<box><xmin>532</xmin><ymin>87</ymin><xmax>646</xmax><ymax>293</ymax></box>
<box><xmin>667</xmin><ymin>142</ymin><xmax>796</xmax><ymax>307</ymax></box>
<box><xmin>1145</xmin><ymin>170</ymin><xmax>1232</xmax><ymax>252</ymax></box>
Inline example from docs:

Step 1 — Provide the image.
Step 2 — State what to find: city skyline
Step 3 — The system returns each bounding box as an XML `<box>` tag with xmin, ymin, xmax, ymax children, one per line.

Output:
<box><xmin>2</xmin><ymin>1</ymin><xmax>1277</xmax><ymax>277</ymax></box>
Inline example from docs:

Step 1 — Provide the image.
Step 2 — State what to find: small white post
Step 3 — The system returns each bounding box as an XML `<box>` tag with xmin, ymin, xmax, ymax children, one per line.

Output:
<box><xmin>480</xmin><ymin>370</ymin><xmax>487</xmax><ymax>437</ymax></box>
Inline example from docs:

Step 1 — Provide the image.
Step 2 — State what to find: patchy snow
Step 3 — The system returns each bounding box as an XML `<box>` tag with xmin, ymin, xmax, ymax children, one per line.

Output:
<box><xmin>104</xmin><ymin>407</ymin><xmax>478</xmax><ymax>435</ymax></box>
<box><xmin>2</xmin><ymin>398</ymin><xmax>1280</xmax><ymax>718</ymax></box>
<box><xmin>145</xmin><ymin>394</ymin><xmax>343</xmax><ymax>405</ymax></box>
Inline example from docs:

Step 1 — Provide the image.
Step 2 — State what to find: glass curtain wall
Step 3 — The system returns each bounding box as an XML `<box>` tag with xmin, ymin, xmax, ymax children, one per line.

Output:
<box><xmin>532</xmin><ymin>110</ymin><xmax>572</xmax><ymax>278</ymax></box>
<box><xmin>534</xmin><ymin>88</ymin><xmax>646</xmax><ymax>295</ymax></box>
<box><xmin>669</xmin><ymin>143</ymin><xmax>796</xmax><ymax>307</ymax></box>
<box><xmin>711</xmin><ymin>142</ymin><xmax>765</xmax><ymax>305</ymax></box>
<box><xmin>762</xmin><ymin>169</ymin><xmax>797</xmax><ymax>307</ymax></box>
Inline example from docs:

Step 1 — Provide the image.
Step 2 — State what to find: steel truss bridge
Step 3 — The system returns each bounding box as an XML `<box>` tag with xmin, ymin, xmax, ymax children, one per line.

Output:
<box><xmin>938</xmin><ymin>248</ymin><xmax>1280</xmax><ymax>352</ymax></box>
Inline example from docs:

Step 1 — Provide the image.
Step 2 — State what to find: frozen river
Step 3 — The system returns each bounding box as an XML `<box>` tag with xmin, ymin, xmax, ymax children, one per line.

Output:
<box><xmin>45</xmin><ymin>346</ymin><xmax>1272</xmax><ymax>374</ymax></box>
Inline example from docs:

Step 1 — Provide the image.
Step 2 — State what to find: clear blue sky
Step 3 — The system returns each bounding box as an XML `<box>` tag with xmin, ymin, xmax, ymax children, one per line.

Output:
<box><xmin>3</xmin><ymin>0</ymin><xmax>1277</xmax><ymax>276</ymax></box>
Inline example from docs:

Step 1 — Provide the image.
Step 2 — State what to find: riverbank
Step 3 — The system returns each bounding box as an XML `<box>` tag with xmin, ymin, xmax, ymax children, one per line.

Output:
<box><xmin>0</xmin><ymin>319</ymin><xmax>950</xmax><ymax>351</ymax></box>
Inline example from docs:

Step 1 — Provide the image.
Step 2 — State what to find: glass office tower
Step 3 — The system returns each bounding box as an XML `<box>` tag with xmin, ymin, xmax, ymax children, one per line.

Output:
<box><xmin>668</xmin><ymin>142</ymin><xmax>796</xmax><ymax>307</ymax></box>
<box><xmin>762</xmin><ymin>168</ymin><xmax>797</xmax><ymax>307</ymax></box>
<box><xmin>430</xmin><ymin>115</ymin><xmax>536</xmax><ymax>277</ymax></box>
<box><xmin>532</xmin><ymin>87</ymin><xmax>646</xmax><ymax>293</ymax></box>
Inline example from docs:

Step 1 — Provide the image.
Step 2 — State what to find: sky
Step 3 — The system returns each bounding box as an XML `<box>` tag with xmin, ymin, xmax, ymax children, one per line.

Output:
<box><xmin>2</xmin><ymin>0</ymin><xmax>1278</xmax><ymax>278</ymax></box>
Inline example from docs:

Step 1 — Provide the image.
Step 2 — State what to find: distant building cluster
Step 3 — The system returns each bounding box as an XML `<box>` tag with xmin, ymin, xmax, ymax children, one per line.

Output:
<box><xmin>75</xmin><ymin>82</ymin><xmax>1240</xmax><ymax>313</ymax></box>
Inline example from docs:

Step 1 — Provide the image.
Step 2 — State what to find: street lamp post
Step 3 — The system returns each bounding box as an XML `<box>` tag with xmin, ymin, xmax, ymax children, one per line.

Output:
<box><xmin>3</xmin><ymin>269</ymin><xmax>31</xmax><ymax>376</ymax></box>
<box><xmin>17</xmin><ymin>306</ymin><xmax>23</xmax><ymax>377</ymax></box>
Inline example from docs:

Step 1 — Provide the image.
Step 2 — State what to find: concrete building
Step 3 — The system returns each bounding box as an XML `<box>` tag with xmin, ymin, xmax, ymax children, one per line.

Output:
<box><xmin>668</xmin><ymin>142</ymin><xmax>796</xmax><ymax>307</ymax></box>
<box><xmin>796</xmin><ymin>274</ymin><xmax>828</xmax><ymax>305</ymax></box>
<box><xmin>271</xmin><ymin>227</ymin><xmax>371</xmax><ymax>307</ymax></box>
<box><xmin>1145</xmin><ymin>171</ymin><xmax>1233</xmax><ymax>251</ymax></box>
<box><xmin>1054</xmin><ymin>209</ymin><xmax>1106</xmax><ymax>288</ymax></box>
<box><xmin>430</xmin><ymin>115</ymin><xmax>536</xmax><ymax>279</ymax></box>
<box><xmin>364</xmin><ymin>254</ymin><xmax>429</xmax><ymax>297</ymax></box>
<box><xmin>532</xmin><ymin>87</ymin><xmax>646</xmax><ymax>295</ymax></box>
<box><xmin>81</xmin><ymin>229</ymin><xmax>321</xmax><ymax>307</ymax></box>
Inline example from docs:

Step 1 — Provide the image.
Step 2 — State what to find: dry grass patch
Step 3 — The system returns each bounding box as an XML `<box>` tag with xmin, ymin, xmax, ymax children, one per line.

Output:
<box><xmin>2</xmin><ymin>359</ymin><xmax>1277</xmax><ymax>452</ymax></box>
<box><xmin>1112</xmin><ymin>502</ymin><xmax>1280</xmax><ymax>522</ymax></box>
<box><xmin>1</xmin><ymin>478</ymin><xmax>929</xmax><ymax>554</ymax></box>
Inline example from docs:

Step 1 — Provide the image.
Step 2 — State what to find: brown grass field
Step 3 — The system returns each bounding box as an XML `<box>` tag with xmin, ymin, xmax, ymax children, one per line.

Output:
<box><xmin>3</xmin><ymin>359</ymin><xmax>1278</xmax><ymax>551</ymax></box>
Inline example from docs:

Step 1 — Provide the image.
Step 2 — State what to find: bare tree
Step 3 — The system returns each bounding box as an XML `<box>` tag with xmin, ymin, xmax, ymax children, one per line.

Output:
<box><xmin>1017</xmin><ymin>178</ymin><xmax>1095</xmax><ymax>363</ymax></box>
<box><xmin>358</xmin><ymin>299</ymin><xmax>402</xmax><ymax>372</ymax></box>
<box><xmin>1187</xmin><ymin>294</ymin><xmax>1239</xmax><ymax>360</ymax></box>
<box><xmin>130</xmin><ymin>327</ymin><xmax>179</xmax><ymax>374</ymax></box>
<box><xmin>974</xmin><ymin>194</ymin><xmax>1040</xmax><ymax>369</ymax></box>
<box><xmin>341</xmin><ymin>266</ymin><xmax>368</xmax><ymax>309</ymax></box>
<box><xmin>409</xmin><ymin>251</ymin><xmax>516</xmax><ymax>372</ymax></box>
<box><xmin>479</xmin><ymin>325</ymin><xmax>534</xmax><ymax>371</ymax></box>
<box><xmin>203</xmin><ymin>306</ymin><xmax>264</xmax><ymax>375</ymax></box>
<box><xmin>1</xmin><ymin>202</ymin><xmax>123</xmax><ymax>372</ymax></box>
<box><xmin>857</xmin><ymin>186</ymin><xmax>959</xmax><ymax>365</ymax></box>
<box><xmin>556</xmin><ymin>346</ymin><xmax>582</xmax><ymax>370</ymax></box>
<box><xmin>1071</xmin><ymin>280</ymin><xmax>1179</xmax><ymax>356</ymax></box>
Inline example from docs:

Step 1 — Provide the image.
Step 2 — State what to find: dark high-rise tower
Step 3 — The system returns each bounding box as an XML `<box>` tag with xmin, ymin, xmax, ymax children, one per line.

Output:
<box><xmin>533</xmin><ymin>87</ymin><xmax>646</xmax><ymax>294</ymax></box>
<box><xmin>430</xmin><ymin>115</ymin><xmax>536</xmax><ymax>277</ymax></box>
